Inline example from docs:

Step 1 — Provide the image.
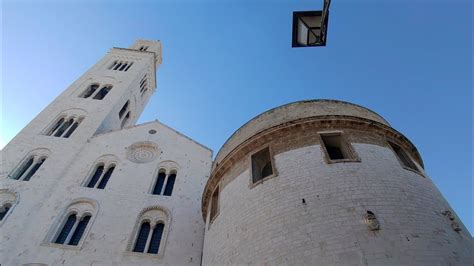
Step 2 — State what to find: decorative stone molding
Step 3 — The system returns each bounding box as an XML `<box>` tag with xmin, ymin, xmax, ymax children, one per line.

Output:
<box><xmin>126</xmin><ymin>141</ymin><xmax>159</xmax><ymax>164</ymax></box>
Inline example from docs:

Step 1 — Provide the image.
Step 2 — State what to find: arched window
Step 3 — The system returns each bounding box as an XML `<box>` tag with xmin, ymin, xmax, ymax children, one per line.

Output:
<box><xmin>109</xmin><ymin>60</ymin><xmax>133</xmax><ymax>72</ymax></box>
<box><xmin>0</xmin><ymin>203</ymin><xmax>12</xmax><ymax>221</ymax></box>
<box><xmin>121</xmin><ymin>111</ymin><xmax>131</xmax><ymax>128</ymax></box>
<box><xmin>119</xmin><ymin>101</ymin><xmax>129</xmax><ymax>119</ymax></box>
<box><xmin>85</xmin><ymin>163</ymin><xmax>115</xmax><ymax>189</ymax></box>
<box><xmin>47</xmin><ymin>116</ymin><xmax>83</xmax><ymax>138</ymax></box>
<box><xmin>133</xmin><ymin>222</ymin><xmax>150</xmax><ymax>252</ymax></box>
<box><xmin>93</xmin><ymin>85</ymin><xmax>112</xmax><ymax>100</ymax></box>
<box><xmin>48</xmin><ymin>199</ymin><xmax>97</xmax><ymax>248</ymax></box>
<box><xmin>152</xmin><ymin>169</ymin><xmax>166</xmax><ymax>195</ymax></box>
<box><xmin>163</xmin><ymin>171</ymin><xmax>176</xmax><ymax>196</ymax></box>
<box><xmin>54</xmin><ymin>213</ymin><xmax>91</xmax><ymax>246</ymax></box>
<box><xmin>0</xmin><ymin>190</ymin><xmax>18</xmax><ymax>224</ymax></box>
<box><xmin>81</xmin><ymin>84</ymin><xmax>99</xmax><ymax>98</ymax></box>
<box><xmin>151</xmin><ymin>169</ymin><xmax>177</xmax><ymax>196</ymax></box>
<box><xmin>129</xmin><ymin>207</ymin><xmax>170</xmax><ymax>257</ymax></box>
<box><xmin>139</xmin><ymin>74</ymin><xmax>148</xmax><ymax>97</ymax></box>
<box><xmin>10</xmin><ymin>152</ymin><xmax>48</xmax><ymax>181</ymax></box>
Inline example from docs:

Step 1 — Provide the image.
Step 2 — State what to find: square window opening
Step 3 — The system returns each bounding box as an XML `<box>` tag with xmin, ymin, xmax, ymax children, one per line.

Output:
<box><xmin>320</xmin><ymin>133</ymin><xmax>356</xmax><ymax>161</ymax></box>
<box><xmin>388</xmin><ymin>142</ymin><xmax>418</xmax><ymax>171</ymax></box>
<box><xmin>251</xmin><ymin>147</ymin><xmax>273</xmax><ymax>184</ymax></box>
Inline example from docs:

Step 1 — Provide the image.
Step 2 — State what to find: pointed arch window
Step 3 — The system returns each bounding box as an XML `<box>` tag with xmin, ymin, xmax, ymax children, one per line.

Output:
<box><xmin>46</xmin><ymin>116</ymin><xmax>83</xmax><ymax>138</ymax></box>
<box><xmin>10</xmin><ymin>154</ymin><xmax>48</xmax><ymax>181</ymax></box>
<box><xmin>85</xmin><ymin>163</ymin><xmax>115</xmax><ymax>189</ymax></box>
<box><xmin>151</xmin><ymin>169</ymin><xmax>177</xmax><ymax>196</ymax></box>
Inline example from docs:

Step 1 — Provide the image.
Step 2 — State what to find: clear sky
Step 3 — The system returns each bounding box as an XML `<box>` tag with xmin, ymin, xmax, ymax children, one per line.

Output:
<box><xmin>1</xmin><ymin>0</ymin><xmax>472</xmax><ymax>233</ymax></box>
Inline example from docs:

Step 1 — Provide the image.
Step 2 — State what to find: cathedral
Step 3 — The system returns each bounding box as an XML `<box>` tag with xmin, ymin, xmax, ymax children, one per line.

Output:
<box><xmin>1</xmin><ymin>40</ymin><xmax>471</xmax><ymax>265</ymax></box>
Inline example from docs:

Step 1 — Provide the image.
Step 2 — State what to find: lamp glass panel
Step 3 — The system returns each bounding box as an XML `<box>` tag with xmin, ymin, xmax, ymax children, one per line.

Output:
<box><xmin>301</xmin><ymin>15</ymin><xmax>322</xmax><ymax>28</ymax></box>
<box><xmin>308</xmin><ymin>28</ymin><xmax>321</xmax><ymax>45</ymax></box>
<box><xmin>297</xmin><ymin>19</ymin><xmax>309</xmax><ymax>46</ymax></box>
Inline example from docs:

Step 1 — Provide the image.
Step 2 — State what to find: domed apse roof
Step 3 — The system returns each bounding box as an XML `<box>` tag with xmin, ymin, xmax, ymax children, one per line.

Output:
<box><xmin>214</xmin><ymin>99</ymin><xmax>390</xmax><ymax>167</ymax></box>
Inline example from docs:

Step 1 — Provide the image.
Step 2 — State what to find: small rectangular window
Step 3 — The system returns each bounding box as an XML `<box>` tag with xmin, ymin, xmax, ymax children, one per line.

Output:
<box><xmin>209</xmin><ymin>186</ymin><xmax>219</xmax><ymax>223</ymax></box>
<box><xmin>251</xmin><ymin>146</ymin><xmax>274</xmax><ymax>184</ymax></box>
<box><xmin>320</xmin><ymin>133</ymin><xmax>357</xmax><ymax>162</ymax></box>
<box><xmin>388</xmin><ymin>141</ymin><xmax>418</xmax><ymax>171</ymax></box>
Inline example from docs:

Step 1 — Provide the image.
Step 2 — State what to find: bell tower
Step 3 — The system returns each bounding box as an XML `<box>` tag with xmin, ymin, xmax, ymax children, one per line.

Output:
<box><xmin>1</xmin><ymin>40</ymin><xmax>162</xmax><ymax>179</ymax></box>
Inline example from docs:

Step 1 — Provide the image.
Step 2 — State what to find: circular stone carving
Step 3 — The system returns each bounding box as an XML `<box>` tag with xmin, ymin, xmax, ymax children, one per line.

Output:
<box><xmin>127</xmin><ymin>141</ymin><xmax>159</xmax><ymax>163</ymax></box>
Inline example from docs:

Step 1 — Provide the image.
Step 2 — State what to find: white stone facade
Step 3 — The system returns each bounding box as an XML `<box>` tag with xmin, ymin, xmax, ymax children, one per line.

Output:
<box><xmin>1</xmin><ymin>40</ymin><xmax>212</xmax><ymax>265</ymax></box>
<box><xmin>1</xmin><ymin>40</ymin><xmax>471</xmax><ymax>266</ymax></box>
<box><xmin>203</xmin><ymin>143</ymin><xmax>472</xmax><ymax>265</ymax></box>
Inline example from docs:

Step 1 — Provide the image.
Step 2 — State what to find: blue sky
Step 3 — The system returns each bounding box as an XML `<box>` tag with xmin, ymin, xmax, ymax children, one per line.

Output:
<box><xmin>1</xmin><ymin>0</ymin><xmax>472</xmax><ymax>233</ymax></box>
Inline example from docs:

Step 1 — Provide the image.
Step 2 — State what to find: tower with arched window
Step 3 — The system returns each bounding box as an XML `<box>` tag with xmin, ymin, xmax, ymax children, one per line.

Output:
<box><xmin>1</xmin><ymin>40</ymin><xmax>213</xmax><ymax>265</ymax></box>
<box><xmin>1</xmin><ymin>40</ymin><xmax>470</xmax><ymax>266</ymax></box>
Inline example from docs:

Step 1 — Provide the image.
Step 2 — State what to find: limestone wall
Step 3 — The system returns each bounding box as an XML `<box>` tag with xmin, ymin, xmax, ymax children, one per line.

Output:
<box><xmin>1</xmin><ymin>121</ymin><xmax>212</xmax><ymax>265</ymax></box>
<box><xmin>202</xmin><ymin>141</ymin><xmax>471</xmax><ymax>265</ymax></box>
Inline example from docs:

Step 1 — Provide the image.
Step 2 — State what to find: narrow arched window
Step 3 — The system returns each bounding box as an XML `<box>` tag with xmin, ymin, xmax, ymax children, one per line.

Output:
<box><xmin>129</xmin><ymin>207</ymin><xmax>169</xmax><ymax>256</ymax></box>
<box><xmin>109</xmin><ymin>61</ymin><xmax>118</xmax><ymax>70</ymax></box>
<box><xmin>119</xmin><ymin>101</ymin><xmax>129</xmax><ymax>119</ymax></box>
<box><xmin>54</xmin><ymin>213</ymin><xmax>77</xmax><ymax>244</ymax></box>
<box><xmin>63</xmin><ymin>120</ymin><xmax>80</xmax><ymax>138</ymax></box>
<box><xmin>119</xmin><ymin>63</ymin><xmax>128</xmax><ymax>71</ymax></box>
<box><xmin>97</xmin><ymin>165</ymin><xmax>115</xmax><ymax>189</ymax></box>
<box><xmin>85</xmin><ymin>163</ymin><xmax>115</xmax><ymax>189</ymax></box>
<box><xmin>81</xmin><ymin>84</ymin><xmax>99</xmax><ymax>98</ymax></box>
<box><xmin>47</xmin><ymin>116</ymin><xmax>83</xmax><ymax>138</ymax></box>
<box><xmin>11</xmin><ymin>156</ymin><xmax>34</xmax><ymax>180</ymax></box>
<box><xmin>163</xmin><ymin>172</ymin><xmax>176</xmax><ymax>196</ymax></box>
<box><xmin>152</xmin><ymin>170</ymin><xmax>166</xmax><ymax>195</ymax></box>
<box><xmin>151</xmin><ymin>170</ymin><xmax>177</xmax><ymax>196</ymax></box>
<box><xmin>47</xmin><ymin>118</ymin><xmax>65</xmax><ymax>136</ymax></box>
<box><xmin>87</xmin><ymin>165</ymin><xmax>104</xmax><ymax>188</ymax></box>
<box><xmin>139</xmin><ymin>75</ymin><xmax>148</xmax><ymax>97</ymax></box>
<box><xmin>54</xmin><ymin>118</ymin><xmax>74</xmax><ymax>137</ymax></box>
<box><xmin>10</xmin><ymin>155</ymin><xmax>47</xmax><ymax>181</ymax></box>
<box><xmin>133</xmin><ymin>222</ymin><xmax>151</xmax><ymax>252</ymax></box>
<box><xmin>68</xmin><ymin>215</ymin><xmax>91</xmax><ymax>246</ymax></box>
<box><xmin>0</xmin><ymin>203</ymin><xmax>12</xmax><ymax>221</ymax></box>
<box><xmin>124</xmin><ymin>62</ymin><xmax>133</xmax><ymax>71</ymax></box>
<box><xmin>93</xmin><ymin>85</ymin><xmax>112</xmax><ymax>100</ymax></box>
<box><xmin>147</xmin><ymin>223</ymin><xmax>164</xmax><ymax>254</ymax></box>
<box><xmin>113</xmin><ymin>62</ymin><xmax>122</xmax><ymax>70</ymax></box>
<box><xmin>22</xmin><ymin>157</ymin><xmax>46</xmax><ymax>181</ymax></box>
<box><xmin>121</xmin><ymin>112</ymin><xmax>130</xmax><ymax>128</ymax></box>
